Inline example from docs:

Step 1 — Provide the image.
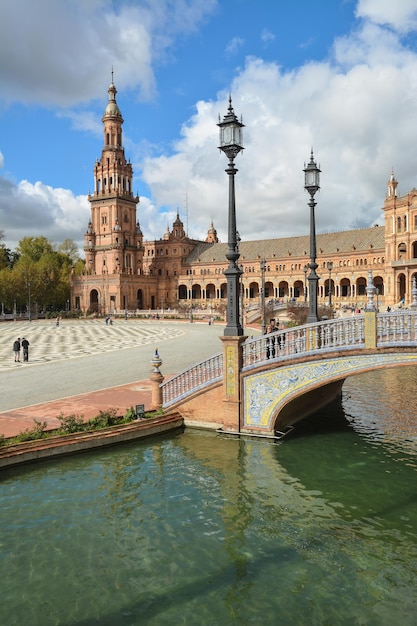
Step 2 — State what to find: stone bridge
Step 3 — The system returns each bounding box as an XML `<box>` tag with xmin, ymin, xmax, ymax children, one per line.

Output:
<box><xmin>160</xmin><ymin>310</ymin><xmax>417</xmax><ymax>437</ymax></box>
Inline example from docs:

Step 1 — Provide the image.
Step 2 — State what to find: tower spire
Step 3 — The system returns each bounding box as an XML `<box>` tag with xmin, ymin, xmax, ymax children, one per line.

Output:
<box><xmin>387</xmin><ymin>167</ymin><xmax>398</xmax><ymax>198</ymax></box>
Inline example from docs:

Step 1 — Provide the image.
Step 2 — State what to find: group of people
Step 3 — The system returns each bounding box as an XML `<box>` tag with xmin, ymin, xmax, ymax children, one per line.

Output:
<box><xmin>13</xmin><ymin>337</ymin><xmax>30</xmax><ymax>363</ymax></box>
<box><xmin>264</xmin><ymin>318</ymin><xmax>283</xmax><ymax>359</ymax></box>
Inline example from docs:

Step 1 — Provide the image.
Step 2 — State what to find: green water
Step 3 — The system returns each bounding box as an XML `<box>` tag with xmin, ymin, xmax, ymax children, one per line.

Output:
<box><xmin>1</xmin><ymin>368</ymin><xmax>417</xmax><ymax>625</ymax></box>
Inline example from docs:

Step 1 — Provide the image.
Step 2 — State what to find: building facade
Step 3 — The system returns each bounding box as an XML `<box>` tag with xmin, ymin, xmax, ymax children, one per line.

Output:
<box><xmin>71</xmin><ymin>82</ymin><xmax>417</xmax><ymax>315</ymax></box>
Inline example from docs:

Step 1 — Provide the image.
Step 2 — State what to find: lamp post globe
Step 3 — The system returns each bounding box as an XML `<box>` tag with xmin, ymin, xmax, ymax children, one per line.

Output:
<box><xmin>304</xmin><ymin>149</ymin><xmax>321</xmax><ymax>323</ymax></box>
<box><xmin>218</xmin><ymin>95</ymin><xmax>245</xmax><ymax>336</ymax></box>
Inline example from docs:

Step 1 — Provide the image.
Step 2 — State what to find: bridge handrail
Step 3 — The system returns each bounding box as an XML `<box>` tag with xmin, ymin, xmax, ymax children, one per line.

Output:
<box><xmin>242</xmin><ymin>315</ymin><xmax>366</xmax><ymax>369</ymax></box>
<box><xmin>161</xmin><ymin>310</ymin><xmax>417</xmax><ymax>407</ymax></box>
<box><xmin>376</xmin><ymin>309</ymin><xmax>417</xmax><ymax>345</ymax></box>
<box><xmin>161</xmin><ymin>352</ymin><xmax>223</xmax><ymax>407</ymax></box>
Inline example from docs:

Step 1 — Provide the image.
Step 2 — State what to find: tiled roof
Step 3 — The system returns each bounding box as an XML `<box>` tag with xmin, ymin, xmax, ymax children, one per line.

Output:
<box><xmin>186</xmin><ymin>226</ymin><xmax>385</xmax><ymax>264</ymax></box>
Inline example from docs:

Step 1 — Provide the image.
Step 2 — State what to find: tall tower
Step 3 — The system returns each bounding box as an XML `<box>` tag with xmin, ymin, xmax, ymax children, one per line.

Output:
<box><xmin>85</xmin><ymin>76</ymin><xmax>141</xmax><ymax>276</ymax></box>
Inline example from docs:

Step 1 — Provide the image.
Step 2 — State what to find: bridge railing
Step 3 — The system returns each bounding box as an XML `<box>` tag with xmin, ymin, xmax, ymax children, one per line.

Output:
<box><xmin>161</xmin><ymin>353</ymin><xmax>223</xmax><ymax>407</ymax></box>
<box><xmin>243</xmin><ymin>316</ymin><xmax>366</xmax><ymax>369</ymax></box>
<box><xmin>377</xmin><ymin>310</ymin><xmax>417</xmax><ymax>345</ymax></box>
<box><xmin>161</xmin><ymin>310</ymin><xmax>417</xmax><ymax>407</ymax></box>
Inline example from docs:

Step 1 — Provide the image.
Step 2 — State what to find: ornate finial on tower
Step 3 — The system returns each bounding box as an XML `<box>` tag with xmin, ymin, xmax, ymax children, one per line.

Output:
<box><xmin>387</xmin><ymin>167</ymin><xmax>398</xmax><ymax>198</ymax></box>
<box><xmin>206</xmin><ymin>220</ymin><xmax>218</xmax><ymax>243</ymax></box>
<box><xmin>104</xmin><ymin>71</ymin><xmax>122</xmax><ymax>119</ymax></box>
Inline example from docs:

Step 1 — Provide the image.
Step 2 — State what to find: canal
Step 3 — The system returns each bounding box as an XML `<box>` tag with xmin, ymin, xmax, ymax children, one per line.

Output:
<box><xmin>1</xmin><ymin>366</ymin><xmax>416</xmax><ymax>625</ymax></box>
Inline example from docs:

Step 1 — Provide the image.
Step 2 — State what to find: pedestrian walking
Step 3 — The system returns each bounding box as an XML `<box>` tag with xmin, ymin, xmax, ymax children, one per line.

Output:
<box><xmin>56</xmin><ymin>316</ymin><xmax>60</xmax><ymax>327</ymax></box>
<box><xmin>13</xmin><ymin>338</ymin><xmax>21</xmax><ymax>362</ymax></box>
<box><xmin>22</xmin><ymin>337</ymin><xmax>30</xmax><ymax>362</ymax></box>
<box><xmin>270</xmin><ymin>318</ymin><xmax>283</xmax><ymax>350</ymax></box>
<box><xmin>265</xmin><ymin>324</ymin><xmax>272</xmax><ymax>359</ymax></box>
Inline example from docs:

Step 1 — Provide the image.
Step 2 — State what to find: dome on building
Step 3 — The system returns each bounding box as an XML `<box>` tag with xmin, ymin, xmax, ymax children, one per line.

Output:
<box><xmin>206</xmin><ymin>220</ymin><xmax>218</xmax><ymax>243</ymax></box>
<box><xmin>103</xmin><ymin>81</ymin><xmax>122</xmax><ymax>119</ymax></box>
<box><xmin>173</xmin><ymin>211</ymin><xmax>183</xmax><ymax>227</ymax></box>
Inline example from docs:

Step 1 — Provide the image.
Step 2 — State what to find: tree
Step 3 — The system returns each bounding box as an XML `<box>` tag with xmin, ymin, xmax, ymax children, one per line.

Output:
<box><xmin>1</xmin><ymin>236</ymin><xmax>82</xmax><ymax>315</ymax></box>
<box><xmin>57</xmin><ymin>239</ymin><xmax>79</xmax><ymax>264</ymax></box>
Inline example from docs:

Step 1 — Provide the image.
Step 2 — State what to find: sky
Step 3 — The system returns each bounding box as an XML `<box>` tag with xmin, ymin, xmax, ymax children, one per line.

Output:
<box><xmin>2</xmin><ymin>0</ymin><xmax>417</xmax><ymax>253</ymax></box>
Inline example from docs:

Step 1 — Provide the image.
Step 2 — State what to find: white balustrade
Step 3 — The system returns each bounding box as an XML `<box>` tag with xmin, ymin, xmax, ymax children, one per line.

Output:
<box><xmin>377</xmin><ymin>311</ymin><xmax>417</xmax><ymax>345</ymax></box>
<box><xmin>242</xmin><ymin>316</ymin><xmax>366</xmax><ymax>369</ymax></box>
<box><xmin>162</xmin><ymin>311</ymin><xmax>417</xmax><ymax>407</ymax></box>
<box><xmin>162</xmin><ymin>353</ymin><xmax>223</xmax><ymax>406</ymax></box>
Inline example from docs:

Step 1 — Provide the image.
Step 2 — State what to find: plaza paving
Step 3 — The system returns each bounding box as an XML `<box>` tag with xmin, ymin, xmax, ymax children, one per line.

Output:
<box><xmin>0</xmin><ymin>318</ymin><xmax>237</xmax><ymax>438</ymax></box>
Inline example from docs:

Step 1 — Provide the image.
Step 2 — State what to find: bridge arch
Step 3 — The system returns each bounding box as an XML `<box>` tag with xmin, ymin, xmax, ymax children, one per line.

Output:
<box><xmin>243</xmin><ymin>351</ymin><xmax>417</xmax><ymax>435</ymax></box>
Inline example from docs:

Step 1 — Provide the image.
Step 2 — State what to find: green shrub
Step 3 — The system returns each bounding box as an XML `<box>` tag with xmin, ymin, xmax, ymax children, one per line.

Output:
<box><xmin>2</xmin><ymin>406</ymin><xmax>161</xmax><ymax>448</ymax></box>
<box><xmin>122</xmin><ymin>407</ymin><xmax>136</xmax><ymax>422</ymax></box>
<box><xmin>57</xmin><ymin>413</ymin><xmax>85</xmax><ymax>434</ymax></box>
<box><xmin>14</xmin><ymin>420</ymin><xmax>48</xmax><ymax>443</ymax></box>
<box><xmin>87</xmin><ymin>408</ymin><xmax>119</xmax><ymax>430</ymax></box>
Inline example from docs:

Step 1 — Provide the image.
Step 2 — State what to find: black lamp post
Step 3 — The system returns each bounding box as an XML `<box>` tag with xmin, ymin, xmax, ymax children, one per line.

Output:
<box><xmin>260</xmin><ymin>259</ymin><xmax>266</xmax><ymax>335</ymax></box>
<box><xmin>328</xmin><ymin>261</ymin><xmax>333</xmax><ymax>309</ymax></box>
<box><xmin>218</xmin><ymin>96</ymin><xmax>244</xmax><ymax>336</ymax></box>
<box><xmin>304</xmin><ymin>150</ymin><xmax>321</xmax><ymax>323</ymax></box>
<box><xmin>303</xmin><ymin>264</ymin><xmax>308</xmax><ymax>302</ymax></box>
<box><xmin>28</xmin><ymin>281</ymin><xmax>31</xmax><ymax>322</ymax></box>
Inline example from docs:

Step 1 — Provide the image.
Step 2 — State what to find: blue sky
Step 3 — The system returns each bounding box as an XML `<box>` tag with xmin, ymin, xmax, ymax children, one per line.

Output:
<box><xmin>1</xmin><ymin>0</ymin><xmax>417</xmax><ymax>251</ymax></box>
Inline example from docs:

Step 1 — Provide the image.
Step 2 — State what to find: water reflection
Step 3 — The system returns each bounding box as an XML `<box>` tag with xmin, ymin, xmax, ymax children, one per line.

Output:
<box><xmin>0</xmin><ymin>368</ymin><xmax>416</xmax><ymax>625</ymax></box>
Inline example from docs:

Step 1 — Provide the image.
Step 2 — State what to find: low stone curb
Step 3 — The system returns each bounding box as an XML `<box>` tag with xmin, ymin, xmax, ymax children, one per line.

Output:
<box><xmin>0</xmin><ymin>413</ymin><xmax>184</xmax><ymax>469</ymax></box>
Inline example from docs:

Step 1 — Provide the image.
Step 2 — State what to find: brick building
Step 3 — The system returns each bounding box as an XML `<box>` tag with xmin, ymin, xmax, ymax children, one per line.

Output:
<box><xmin>71</xmin><ymin>81</ymin><xmax>417</xmax><ymax>315</ymax></box>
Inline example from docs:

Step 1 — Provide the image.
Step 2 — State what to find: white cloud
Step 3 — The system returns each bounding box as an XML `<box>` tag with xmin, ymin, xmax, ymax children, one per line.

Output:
<box><xmin>356</xmin><ymin>0</ymin><xmax>417</xmax><ymax>32</ymax></box>
<box><xmin>225</xmin><ymin>37</ymin><xmax>245</xmax><ymax>56</ymax></box>
<box><xmin>0</xmin><ymin>0</ymin><xmax>218</xmax><ymax>106</ymax></box>
<box><xmin>261</xmin><ymin>28</ymin><xmax>275</xmax><ymax>46</ymax></box>
<box><xmin>0</xmin><ymin>176</ymin><xmax>89</xmax><ymax>250</ymax></box>
<box><xmin>139</xmin><ymin>18</ymin><xmax>417</xmax><ymax>244</ymax></box>
<box><xmin>3</xmin><ymin>0</ymin><xmax>417</xmax><ymax>251</ymax></box>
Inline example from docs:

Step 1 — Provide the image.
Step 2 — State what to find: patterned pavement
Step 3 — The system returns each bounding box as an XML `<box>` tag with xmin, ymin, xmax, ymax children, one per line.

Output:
<box><xmin>1</xmin><ymin>318</ymin><xmax>185</xmax><ymax>368</ymax></box>
<box><xmin>0</xmin><ymin>318</ymin><xmax>226</xmax><ymax>438</ymax></box>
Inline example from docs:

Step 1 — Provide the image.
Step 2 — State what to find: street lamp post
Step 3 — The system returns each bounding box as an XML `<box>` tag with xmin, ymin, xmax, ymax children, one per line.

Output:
<box><xmin>304</xmin><ymin>150</ymin><xmax>321</xmax><ymax>323</ymax></box>
<box><xmin>260</xmin><ymin>259</ymin><xmax>266</xmax><ymax>335</ymax></box>
<box><xmin>218</xmin><ymin>96</ymin><xmax>244</xmax><ymax>336</ymax></box>
<box><xmin>303</xmin><ymin>264</ymin><xmax>308</xmax><ymax>302</ymax></box>
<box><xmin>28</xmin><ymin>281</ymin><xmax>31</xmax><ymax>322</ymax></box>
<box><xmin>328</xmin><ymin>261</ymin><xmax>333</xmax><ymax>309</ymax></box>
<box><xmin>240</xmin><ymin>267</ymin><xmax>244</xmax><ymax>328</ymax></box>
<box><xmin>189</xmin><ymin>278</ymin><xmax>193</xmax><ymax>323</ymax></box>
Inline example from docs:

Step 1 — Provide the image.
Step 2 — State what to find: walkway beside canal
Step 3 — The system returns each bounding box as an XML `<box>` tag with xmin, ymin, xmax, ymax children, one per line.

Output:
<box><xmin>0</xmin><ymin>319</ymin><xmax>246</xmax><ymax>438</ymax></box>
